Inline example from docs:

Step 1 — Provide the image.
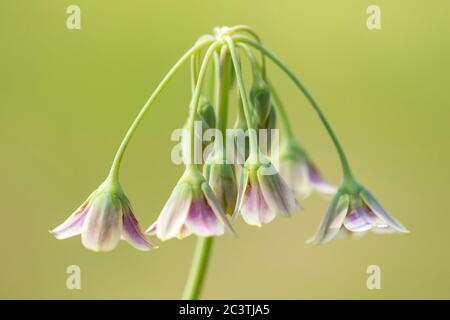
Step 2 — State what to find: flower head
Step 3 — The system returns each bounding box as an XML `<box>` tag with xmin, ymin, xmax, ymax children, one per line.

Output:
<box><xmin>234</xmin><ymin>155</ymin><xmax>301</xmax><ymax>226</ymax></box>
<box><xmin>308</xmin><ymin>183</ymin><xmax>409</xmax><ymax>244</ymax></box>
<box><xmin>280</xmin><ymin>138</ymin><xmax>336</xmax><ymax>198</ymax></box>
<box><xmin>147</xmin><ymin>166</ymin><xmax>235</xmax><ymax>241</ymax></box>
<box><xmin>51</xmin><ymin>179</ymin><xmax>155</xmax><ymax>252</ymax></box>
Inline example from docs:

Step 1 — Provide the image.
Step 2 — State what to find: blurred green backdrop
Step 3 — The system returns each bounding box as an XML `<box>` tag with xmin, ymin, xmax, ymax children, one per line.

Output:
<box><xmin>1</xmin><ymin>0</ymin><xmax>449</xmax><ymax>299</ymax></box>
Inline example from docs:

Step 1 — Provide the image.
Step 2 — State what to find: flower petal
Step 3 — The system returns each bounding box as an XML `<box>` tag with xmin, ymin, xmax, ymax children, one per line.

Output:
<box><xmin>360</xmin><ymin>188</ymin><xmax>409</xmax><ymax>233</ymax></box>
<box><xmin>308</xmin><ymin>193</ymin><xmax>350</xmax><ymax>244</ymax></box>
<box><xmin>154</xmin><ymin>182</ymin><xmax>192</xmax><ymax>241</ymax></box>
<box><xmin>344</xmin><ymin>206</ymin><xmax>373</xmax><ymax>232</ymax></box>
<box><xmin>177</xmin><ymin>225</ymin><xmax>193</xmax><ymax>239</ymax></box>
<box><xmin>240</xmin><ymin>174</ymin><xmax>275</xmax><ymax>226</ymax></box>
<box><xmin>288</xmin><ymin>162</ymin><xmax>312</xmax><ymax>198</ymax></box>
<box><xmin>202</xmin><ymin>182</ymin><xmax>236</xmax><ymax>235</ymax></box>
<box><xmin>307</xmin><ymin>163</ymin><xmax>337</xmax><ymax>195</ymax></box>
<box><xmin>146</xmin><ymin>221</ymin><xmax>157</xmax><ymax>235</ymax></box>
<box><xmin>122</xmin><ymin>206</ymin><xmax>156</xmax><ymax>251</ymax></box>
<box><xmin>185</xmin><ymin>196</ymin><xmax>224</xmax><ymax>237</ymax></box>
<box><xmin>51</xmin><ymin>199</ymin><xmax>89</xmax><ymax>239</ymax></box>
<box><xmin>81</xmin><ymin>193</ymin><xmax>122</xmax><ymax>252</ymax></box>
<box><xmin>258</xmin><ymin>168</ymin><xmax>301</xmax><ymax>216</ymax></box>
<box><xmin>232</xmin><ymin>167</ymin><xmax>249</xmax><ymax>220</ymax></box>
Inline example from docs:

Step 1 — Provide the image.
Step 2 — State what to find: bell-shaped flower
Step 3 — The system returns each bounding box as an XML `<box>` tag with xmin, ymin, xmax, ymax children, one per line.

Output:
<box><xmin>203</xmin><ymin>151</ymin><xmax>238</xmax><ymax>216</ymax></box>
<box><xmin>146</xmin><ymin>166</ymin><xmax>235</xmax><ymax>241</ymax></box>
<box><xmin>234</xmin><ymin>154</ymin><xmax>301</xmax><ymax>226</ymax></box>
<box><xmin>51</xmin><ymin>179</ymin><xmax>155</xmax><ymax>252</ymax></box>
<box><xmin>308</xmin><ymin>183</ymin><xmax>409</xmax><ymax>244</ymax></box>
<box><xmin>280</xmin><ymin>138</ymin><xmax>336</xmax><ymax>198</ymax></box>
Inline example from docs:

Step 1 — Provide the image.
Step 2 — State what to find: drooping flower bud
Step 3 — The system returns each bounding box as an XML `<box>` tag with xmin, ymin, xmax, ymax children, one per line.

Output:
<box><xmin>280</xmin><ymin>138</ymin><xmax>336</xmax><ymax>198</ymax></box>
<box><xmin>203</xmin><ymin>152</ymin><xmax>238</xmax><ymax>216</ymax></box>
<box><xmin>250</xmin><ymin>78</ymin><xmax>272</xmax><ymax>127</ymax></box>
<box><xmin>196</xmin><ymin>96</ymin><xmax>216</xmax><ymax>132</ymax></box>
<box><xmin>233</xmin><ymin>97</ymin><xmax>250</xmax><ymax>162</ymax></box>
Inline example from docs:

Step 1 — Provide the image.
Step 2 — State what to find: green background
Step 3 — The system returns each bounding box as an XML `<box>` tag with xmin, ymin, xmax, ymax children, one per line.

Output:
<box><xmin>1</xmin><ymin>0</ymin><xmax>449</xmax><ymax>299</ymax></box>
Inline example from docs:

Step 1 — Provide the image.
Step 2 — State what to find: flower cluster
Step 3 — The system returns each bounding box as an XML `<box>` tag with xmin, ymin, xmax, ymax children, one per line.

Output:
<box><xmin>51</xmin><ymin>26</ymin><xmax>408</xmax><ymax>253</ymax></box>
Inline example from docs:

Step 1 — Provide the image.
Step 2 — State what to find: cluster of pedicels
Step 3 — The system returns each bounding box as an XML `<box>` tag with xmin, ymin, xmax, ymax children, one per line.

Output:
<box><xmin>51</xmin><ymin>26</ymin><xmax>408</xmax><ymax>252</ymax></box>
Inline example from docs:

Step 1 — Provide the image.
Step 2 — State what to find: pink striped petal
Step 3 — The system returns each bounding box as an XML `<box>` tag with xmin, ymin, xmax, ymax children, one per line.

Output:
<box><xmin>155</xmin><ymin>182</ymin><xmax>192</xmax><ymax>241</ymax></box>
<box><xmin>258</xmin><ymin>168</ymin><xmax>301</xmax><ymax>216</ymax></box>
<box><xmin>308</xmin><ymin>193</ymin><xmax>350</xmax><ymax>244</ymax></box>
<box><xmin>81</xmin><ymin>193</ymin><xmax>122</xmax><ymax>252</ymax></box>
<box><xmin>360</xmin><ymin>188</ymin><xmax>409</xmax><ymax>233</ymax></box>
<box><xmin>241</xmin><ymin>174</ymin><xmax>275</xmax><ymax>226</ymax></box>
<box><xmin>344</xmin><ymin>206</ymin><xmax>373</xmax><ymax>232</ymax></box>
<box><xmin>185</xmin><ymin>197</ymin><xmax>224</xmax><ymax>237</ymax></box>
<box><xmin>122</xmin><ymin>207</ymin><xmax>155</xmax><ymax>251</ymax></box>
<box><xmin>51</xmin><ymin>199</ymin><xmax>89</xmax><ymax>239</ymax></box>
<box><xmin>202</xmin><ymin>182</ymin><xmax>236</xmax><ymax>235</ymax></box>
<box><xmin>307</xmin><ymin>163</ymin><xmax>337</xmax><ymax>195</ymax></box>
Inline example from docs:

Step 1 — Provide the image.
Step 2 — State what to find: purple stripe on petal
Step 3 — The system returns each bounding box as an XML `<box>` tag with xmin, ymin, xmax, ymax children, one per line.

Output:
<box><xmin>308</xmin><ymin>193</ymin><xmax>350</xmax><ymax>244</ymax></box>
<box><xmin>122</xmin><ymin>209</ymin><xmax>155</xmax><ymax>251</ymax></box>
<box><xmin>81</xmin><ymin>193</ymin><xmax>122</xmax><ymax>252</ymax></box>
<box><xmin>258</xmin><ymin>169</ymin><xmax>301</xmax><ymax>216</ymax></box>
<box><xmin>51</xmin><ymin>200</ymin><xmax>89</xmax><ymax>239</ymax></box>
<box><xmin>344</xmin><ymin>207</ymin><xmax>372</xmax><ymax>232</ymax></box>
<box><xmin>185</xmin><ymin>198</ymin><xmax>224</xmax><ymax>237</ymax></box>
<box><xmin>156</xmin><ymin>182</ymin><xmax>192</xmax><ymax>241</ymax></box>
<box><xmin>307</xmin><ymin>163</ymin><xmax>336</xmax><ymax>195</ymax></box>
<box><xmin>360</xmin><ymin>188</ymin><xmax>409</xmax><ymax>233</ymax></box>
<box><xmin>241</xmin><ymin>177</ymin><xmax>275</xmax><ymax>226</ymax></box>
<box><xmin>146</xmin><ymin>221</ymin><xmax>157</xmax><ymax>235</ymax></box>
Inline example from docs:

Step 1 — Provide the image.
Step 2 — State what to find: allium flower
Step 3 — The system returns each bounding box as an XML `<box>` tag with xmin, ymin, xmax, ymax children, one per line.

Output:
<box><xmin>51</xmin><ymin>180</ymin><xmax>155</xmax><ymax>252</ymax></box>
<box><xmin>280</xmin><ymin>138</ymin><xmax>336</xmax><ymax>198</ymax></box>
<box><xmin>147</xmin><ymin>167</ymin><xmax>235</xmax><ymax>240</ymax></box>
<box><xmin>234</xmin><ymin>156</ymin><xmax>301</xmax><ymax>226</ymax></box>
<box><xmin>308</xmin><ymin>184</ymin><xmax>409</xmax><ymax>244</ymax></box>
<box><xmin>203</xmin><ymin>152</ymin><xmax>238</xmax><ymax>216</ymax></box>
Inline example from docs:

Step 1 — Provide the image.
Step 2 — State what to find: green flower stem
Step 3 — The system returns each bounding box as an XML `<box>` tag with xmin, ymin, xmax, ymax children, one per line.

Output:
<box><xmin>236</xmin><ymin>43</ymin><xmax>260</xmax><ymax>81</ymax></box>
<box><xmin>182</xmin><ymin>45</ymin><xmax>228</xmax><ymax>301</ymax></box>
<box><xmin>267</xmin><ymin>80</ymin><xmax>295</xmax><ymax>139</ymax></box>
<box><xmin>190</xmin><ymin>54</ymin><xmax>199</xmax><ymax>94</ymax></box>
<box><xmin>235</xmin><ymin>35</ymin><xmax>354</xmax><ymax>181</ymax></box>
<box><xmin>107</xmin><ymin>38</ymin><xmax>215</xmax><ymax>182</ymax></box>
<box><xmin>225</xmin><ymin>36</ymin><xmax>259</xmax><ymax>156</ymax></box>
<box><xmin>187</xmin><ymin>42</ymin><xmax>221</xmax><ymax>165</ymax></box>
<box><xmin>237</xmin><ymin>43</ymin><xmax>296</xmax><ymax>140</ymax></box>
<box><xmin>182</xmin><ymin>237</ymin><xmax>214</xmax><ymax>300</ymax></box>
<box><xmin>217</xmin><ymin>46</ymin><xmax>231</xmax><ymax>135</ymax></box>
<box><xmin>229</xmin><ymin>25</ymin><xmax>266</xmax><ymax>79</ymax></box>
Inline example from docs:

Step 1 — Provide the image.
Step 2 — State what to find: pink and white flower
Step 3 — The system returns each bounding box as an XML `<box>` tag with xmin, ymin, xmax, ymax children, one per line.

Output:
<box><xmin>147</xmin><ymin>167</ymin><xmax>235</xmax><ymax>241</ymax></box>
<box><xmin>51</xmin><ymin>180</ymin><xmax>155</xmax><ymax>252</ymax></box>
<box><xmin>234</xmin><ymin>157</ymin><xmax>301</xmax><ymax>226</ymax></box>
<box><xmin>308</xmin><ymin>185</ymin><xmax>409</xmax><ymax>244</ymax></box>
<box><xmin>280</xmin><ymin>138</ymin><xmax>336</xmax><ymax>198</ymax></box>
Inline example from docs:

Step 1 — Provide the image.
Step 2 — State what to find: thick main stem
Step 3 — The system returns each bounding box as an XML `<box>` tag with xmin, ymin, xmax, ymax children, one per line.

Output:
<box><xmin>107</xmin><ymin>38</ymin><xmax>214</xmax><ymax>181</ymax></box>
<box><xmin>235</xmin><ymin>36</ymin><xmax>354</xmax><ymax>180</ymax></box>
<box><xmin>182</xmin><ymin>237</ymin><xmax>214</xmax><ymax>300</ymax></box>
